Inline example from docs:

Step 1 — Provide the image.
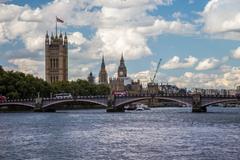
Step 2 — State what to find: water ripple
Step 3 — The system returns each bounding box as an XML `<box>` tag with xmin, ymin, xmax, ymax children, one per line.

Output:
<box><xmin>0</xmin><ymin>107</ymin><xmax>240</xmax><ymax>160</ymax></box>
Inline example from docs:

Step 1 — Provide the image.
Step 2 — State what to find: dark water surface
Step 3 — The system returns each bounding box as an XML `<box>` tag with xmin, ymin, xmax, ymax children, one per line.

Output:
<box><xmin>0</xmin><ymin>107</ymin><xmax>240</xmax><ymax>160</ymax></box>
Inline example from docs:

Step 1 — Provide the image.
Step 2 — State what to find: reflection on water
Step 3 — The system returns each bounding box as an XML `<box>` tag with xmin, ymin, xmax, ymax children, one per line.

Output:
<box><xmin>0</xmin><ymin>107</ymin><xmax>240</xmax><ymax>160</ymax></box>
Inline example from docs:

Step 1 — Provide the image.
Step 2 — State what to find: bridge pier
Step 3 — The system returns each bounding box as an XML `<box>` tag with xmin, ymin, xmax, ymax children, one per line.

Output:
<box><xmin>106</xmin><ymin>106</ymin><xmax>125</xmax><ymax>112</ymax></box>
<box><xmin>106</xmin><ymin>95</ymin><xmax>124</xmax><ymax>112</ymax></box>
<box><xmin>33</xmin><ymin>97</ymin><xmax>56</xmax><ymax>112</ymax></box>
<box><xmin>192</xmin><ymin>94</ymin><xmax>206</xmax><ymax>113</ymax></box>
<box><xmin>33</xmin><ymin>97</ymin><xmax>43</xmax><ymax>112</ymax></box>
<box><xmin>192</xmin><ymin>106</ymin><xmax>207</xmax><ymax>113</ymax></box>
<box><xmin>34</xmin><ymin>107</ymin><xmax>56</xmax><ymax>112</ymax></box>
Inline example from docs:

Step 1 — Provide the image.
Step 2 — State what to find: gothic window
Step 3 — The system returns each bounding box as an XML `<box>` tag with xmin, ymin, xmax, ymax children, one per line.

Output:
<box><xmin>53</xmin><ymin>59</ymin><xmax>56</xmax><ymax>68</ymax></box>
<box><xmin>56</xmin><ymin>59</ymin><xmax>59</xmax><ymax>69</ymax></box>
<box><xmin>50</xmin><ymin>59</ymin><xmax>53</xmax><ymax>69</ymax></box>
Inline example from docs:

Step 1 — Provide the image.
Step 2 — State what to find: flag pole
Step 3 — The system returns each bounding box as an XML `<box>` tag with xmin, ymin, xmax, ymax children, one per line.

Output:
<box><xmin>56</xmin><ymin>16</ymin><xmax>57</xmax><ymax>37</ymax></box>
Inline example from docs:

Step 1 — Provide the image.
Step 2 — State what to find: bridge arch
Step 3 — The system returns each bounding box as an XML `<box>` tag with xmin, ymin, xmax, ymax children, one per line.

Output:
<box><xmin>116</xmin><ymin>97</ymin><xmax>192</xmax><ymax>107</ymax></box>
<box><xmin>202</xmin><ymin>99</ymin><xmax>239</xmax><ymax>107</ymax></box>
<box><xmin>42</xmin><ymin>99</ymin><xmax>107</xmax><ymax>109</ymax></box>
<box><xmin>0</xmin><ymin>103</ymin><xmax>35</xmax><ymax>109</ymax></box>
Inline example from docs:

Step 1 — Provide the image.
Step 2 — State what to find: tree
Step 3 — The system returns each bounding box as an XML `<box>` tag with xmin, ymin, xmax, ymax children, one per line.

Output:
<box><xmin>0</xmin><ymin>67</ymin><xmax>110</xmax><ymax>99</ymax></box>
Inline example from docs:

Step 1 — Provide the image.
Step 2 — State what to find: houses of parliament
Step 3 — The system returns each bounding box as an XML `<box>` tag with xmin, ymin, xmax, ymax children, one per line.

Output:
<box><xmin>45</xmin><ymin>30</ymin><xmax>142</xmax><ymax>94</ymax></box>
<box><xmin>45</xmin><ymin>31</ymin><xmax>68</xmax><ymax>84</ymax></box>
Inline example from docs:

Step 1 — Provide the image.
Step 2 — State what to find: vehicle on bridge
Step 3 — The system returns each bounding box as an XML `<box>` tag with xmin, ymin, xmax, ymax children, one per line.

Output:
<box><xmin>54</xmin><ymin>93</ymin><xmax>73</xmax><ymax>99</ymax></box>
<box><xmin>0</xmin><ymin>96</ymin><xmax>6</xmax><ymax>103</ymax></box>
<box><xmin>113</xmin><ymin>91</ymin><xmax>128</xmax><ymax>97</ymax></box>
<box><xmin>236</xmin><ymin>93</ymin><xmax>240</xmax><ymax>98</ymax></box>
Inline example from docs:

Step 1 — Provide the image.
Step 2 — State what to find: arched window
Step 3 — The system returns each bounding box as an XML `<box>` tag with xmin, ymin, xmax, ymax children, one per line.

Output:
<box><xmin>56</xmin><ymin>59</ymin><xmax>59</xmax><ymax>69</ymax></box>
<box><xmin>50</xmin><ymin>59</ymin><xmax>53</xmax><ymax>69</ymax></box>
<box><xmin>53</xmin><ymin>59</ymin><xmax>56</xmax><ymax>68</ymax></box>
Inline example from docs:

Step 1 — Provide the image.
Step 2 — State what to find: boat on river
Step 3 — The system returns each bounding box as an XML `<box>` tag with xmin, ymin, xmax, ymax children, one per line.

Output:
<box><xmin>125</xmin><ymin>103</ymin><xmax>150</xmax><ymax>111</ymax></box>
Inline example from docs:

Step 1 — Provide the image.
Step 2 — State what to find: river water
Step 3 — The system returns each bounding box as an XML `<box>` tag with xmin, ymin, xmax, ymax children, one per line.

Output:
<box><xmin>0</xmin><ymin>107</ymin><xmax>240</xmax><ymax>160</ymax></box>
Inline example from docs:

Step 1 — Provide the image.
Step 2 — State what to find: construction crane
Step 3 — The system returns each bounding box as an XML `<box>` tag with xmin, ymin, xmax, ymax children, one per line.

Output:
<box><xmin>148</xmin><ymin>58</ymin><xmax>162</xmax><ymax>94</ymax></box>
<box><xmin>150</xmin><ymin>58</ymin><xmax>162</xmax><ymax>84</ymax></box>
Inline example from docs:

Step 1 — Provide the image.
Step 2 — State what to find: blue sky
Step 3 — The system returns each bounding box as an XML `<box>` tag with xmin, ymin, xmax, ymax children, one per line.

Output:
<box><xmin>0</xmin><ymin>0</ymin><xmax>240</xmax><ymax>89</ymax></box>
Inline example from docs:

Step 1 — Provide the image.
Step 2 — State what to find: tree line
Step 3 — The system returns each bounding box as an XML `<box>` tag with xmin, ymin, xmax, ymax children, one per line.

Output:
<box><xmin>0</xmin><ymin>66</ymin><xmax>110</xmax><ymax>99</ymax></box>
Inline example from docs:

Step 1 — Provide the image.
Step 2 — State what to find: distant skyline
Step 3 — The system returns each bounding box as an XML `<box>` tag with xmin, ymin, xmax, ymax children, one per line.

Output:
<box><xmin>0</xmin><ymin>0</ymin><xmax>240</xmax><ymax>89</ymax></box>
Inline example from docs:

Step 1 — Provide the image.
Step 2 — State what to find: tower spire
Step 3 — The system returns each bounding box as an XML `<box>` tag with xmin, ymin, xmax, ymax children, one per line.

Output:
<box><xmin>120</xmin><ymin>52</ymin><xmax>125</xmax><ymax>64</ymax></box>
<box><xmin>56</xmin><ymin>17</ymin><xmax>57</xmax><ymax>37</ymax></box>
<box><xmin>45</xmin><ymin>31</ymin><xmax>49</xmax><ymax>45</ymax></box>
<box><xmin>101</xmin><ymin>55</ymin><xmax>105</xmax><ymax>68</ymax></box>
<box><xmin>99</xmin><ymin>55</ymin><xmax>108</xmax><ymax>85</ymax></box>
<box><xmin>64</xmin><ymin>32</ymin><xmax>68</xmax><ymax>45</ymax></box>
<box><xmin>118</xmin><ymin>52</ymin><xmax>127</xmax><ymax>78</ymax></box>
<box><xmin>46</xmin><ymin>31</ymin><xmax>49</xmax><ymax>38</ymax></box>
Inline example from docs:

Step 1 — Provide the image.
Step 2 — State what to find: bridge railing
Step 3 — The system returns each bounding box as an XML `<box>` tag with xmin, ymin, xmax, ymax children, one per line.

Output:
<box><xmin>1</xmin><ymin>93</ymin><xmax>238</xmax><ymax>104</ymax></box>
<box><xmin>113</xmin><ymin>93</ymin><xmax>193</xmax><ymax>99</ymax></box>
<box><xmin>0</xmin><ymin>98</ymin><xmax>34</xmax><ymax>103</ymax></box>
<box><xmin>40</xmin><ymin>95</ymin><xmax>108</xmax><ymax>102</ymax></box>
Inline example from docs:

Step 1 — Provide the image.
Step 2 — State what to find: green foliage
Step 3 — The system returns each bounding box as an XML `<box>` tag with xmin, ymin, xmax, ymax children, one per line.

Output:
<box><xmin>0</xmin><ymin>67</ymin><xmax>110</xmax><ymax>99</ymax></box>
<box><xmin>51</xmin><ymin>79</ymin><xmax>110</xmax><ymax>96</ymax></box>
<box><xmin>0</xmin><ymin>69</ymin><xmax>51</xmax><ymax>99</ymax></box>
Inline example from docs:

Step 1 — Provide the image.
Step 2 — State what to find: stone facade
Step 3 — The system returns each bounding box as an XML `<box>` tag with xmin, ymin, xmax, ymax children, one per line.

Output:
<box><xmin>88</xmin><ymin>72</ymin><xmax>95</xmax><ymax>84</ymax></box>
<box><xmin>98</xmin><ymin>56</ymin><xmax>108</xmax><ymax>85</ymax></box>
<box><xmin>126</xmin><ymin>80</ymin><xmax>142</xmax><ymax>95</ymax></box>
<box><xmin>109</xmin><ymin>54</ymin><xmax>128</xmax><ymax>93</ymax></box>
<box><xmin>109</xmin><ymin>77</ymin><xmax>125</xmax><ymax>92</ymax></box>
<box><xmin>45</xmin><ymin>32</ymin><xmax>68</xmax><ymax>84</ymax></box>
<box><xmin>147</xmin><ymin>83</ymin><xmax>159</xmax><ymax>94</ymax></box>
<box><xmin>118</xmin><ymin>54</ymin><xmax>127</xmax><ymax>78</ymax></box>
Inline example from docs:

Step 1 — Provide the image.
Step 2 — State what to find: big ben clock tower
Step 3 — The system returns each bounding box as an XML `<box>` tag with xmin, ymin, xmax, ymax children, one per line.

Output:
<box><xmin>118</xmin><ymin>54</ymin><xmax>127</xmax><ymax>78</ymax></box>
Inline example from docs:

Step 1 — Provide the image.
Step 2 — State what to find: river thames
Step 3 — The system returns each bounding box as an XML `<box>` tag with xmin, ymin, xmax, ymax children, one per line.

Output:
<box><xmin>0</xmin><ymin>107</ymin><xmax>240</xmax><ymax>160</ymax></box>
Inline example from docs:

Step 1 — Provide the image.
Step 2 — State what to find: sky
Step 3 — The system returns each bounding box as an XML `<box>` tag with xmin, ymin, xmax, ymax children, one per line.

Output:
<box><xmin>0</xmin><ymin>0</ymin><xmax>240</xmax><ymax>89</ymax></box>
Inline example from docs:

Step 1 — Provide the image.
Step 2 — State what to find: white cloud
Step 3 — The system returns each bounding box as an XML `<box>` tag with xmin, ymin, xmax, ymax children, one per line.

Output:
<box><xmin>106</xmin><ymin>63</ymin><xmax>117</xmax><ymax>75</ymax></box>
<box><xmin>168</xmin><ymin>67</ymin><xmax>240</xmax><ymax>89</ymax></box>
<box><xmin>68</xmin><ymin>63</ymin><xmax>97</xmax><ymax>80</ymax></box>
<box><xmin>232</xmin><ymin>46</ymin><xmax>240</xmax><ymax>59</ymax></box>
<box><xmin>68</xmin><ymin>32</ymin><xmax>86</xmax><ymax>46</ymax></box>
<box><xmin>0</xmin><ymin>3</ymin><xmax>23</xmax><ymax>22</ymax></box>
<box><xmin>96</xmin><ymin>27</ymin><xmax>152</xmax><ymax>60</ymax></box>
<box><xmin>172</xmin><ymin>12</ymin><xmax>184</xmax><ymax>19</ymax></box>
<box><xmin>161</xmin><ymin>56</ymin><xmax>198</xmax><ymax>69</ymax></box>
<box><xmin>0</xmin><ymin>24</ymin><xmax>8</xmax><ymax>43</ymax></box>
<box><xmin>0</xmin><ymin>0</ymin><xmax>198</xmax><ymax>81</ymax></box>
<box><xmin>128</xmin><ymin>70</ymin><xmax>152</xmax><ymax>87</ymax></box>
<box><xmin>169</xmin><ymin>72</ymin><xmax>217</xmax><ymax>88</ymax></box>
<box><xmin>137</xmin><ymin>19</ymin><xmax>196</xmax><ymax>36</ymax></box>
<box><xmin>128</xmin><ymin>66</ymin><xmax>240</xmax><ymax>89</ymax></box>
<box><xmin>8</xmin><ymin>58</ymin><xmax>44</xmax><ymax>78</ymax></box>
<box><xmin>25</xmin><ymin>36</ymin><xmax>44</xmax><ymax>52</ymax></box>
<box><xmin>195</xmin><ymin>57</ymin><xmax>220</xmax><ymax>71</ymax></box>
<box><xmin>19</xmin><ymin>8</ymin><xmax>42</xmax><ymax>22</ymax></box>
<box><xmin>219</xmin><ymin>65</ymin><xmax>232</xmax><ymax>73</ymax></box>
<box><xmin>201</xmin><ymin>0</ymin><xmax>240</xmax><ymax>39</ymax></box>
<box><xmin>129</xmin><ymin>70</ymin><xmax>151</xmax><ymax>82</ymax></box>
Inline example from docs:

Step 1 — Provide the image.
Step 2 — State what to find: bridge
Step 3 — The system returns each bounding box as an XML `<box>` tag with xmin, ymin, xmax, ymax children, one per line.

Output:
<box><xmin>0</xmin><ymin>94</ymin><xmax>239</xmax><ymax>112</ymax></box>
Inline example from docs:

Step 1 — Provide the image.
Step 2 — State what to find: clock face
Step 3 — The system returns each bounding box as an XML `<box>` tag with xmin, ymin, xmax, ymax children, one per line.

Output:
<box><xmin>119</xmin><ymin>71</ymin><xmax>123</xmax><ymax>76</ymax></box>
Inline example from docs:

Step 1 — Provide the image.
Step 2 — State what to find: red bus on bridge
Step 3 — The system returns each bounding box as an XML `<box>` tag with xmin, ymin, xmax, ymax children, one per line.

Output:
<box><xmin>0</xmin><ymin>96</ymin><xmax>6</xmax><ymax>103</ymax></box>
<box><xmin>112</xmin><ymin>91</ymin><xmax>128</xmax><ymax>97</ymax></box>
